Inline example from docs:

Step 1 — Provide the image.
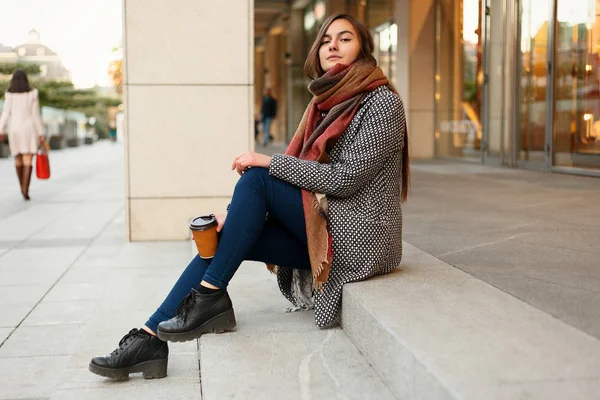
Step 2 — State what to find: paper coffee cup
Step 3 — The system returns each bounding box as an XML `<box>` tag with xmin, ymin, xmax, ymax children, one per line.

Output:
<box><xmin>190</xmin><ymin>214</ymin><xmax>218</xmax><ymax>259</ymax></box>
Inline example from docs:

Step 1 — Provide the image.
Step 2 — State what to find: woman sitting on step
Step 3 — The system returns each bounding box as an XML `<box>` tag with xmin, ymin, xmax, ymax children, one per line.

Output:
<box><xmin>89</xmin><ymin>13</ymin><xmax>410</xmax><ymax>380</ymax></box>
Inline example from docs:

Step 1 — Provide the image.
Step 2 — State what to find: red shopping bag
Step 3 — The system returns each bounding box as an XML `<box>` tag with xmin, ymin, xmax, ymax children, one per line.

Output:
<box><xmin>36</xmin><ymin>144</ymin><xmax>51</xmax><ymax>180</ymax></box>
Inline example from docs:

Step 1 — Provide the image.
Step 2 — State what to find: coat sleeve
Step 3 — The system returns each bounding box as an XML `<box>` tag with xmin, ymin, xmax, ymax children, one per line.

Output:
<box><xmin>31</xmin><ymin>90</ymin><xmax>44</xmax><ymax>137</ymax></box>
<box><xmin>0</xmin><ymin>93</ymin><xmax>11</xmax><ymax>133</ymax></box>
<box><xmin>269</xmin><ymin>90</ymin><xmax>405</xmax><ymax>198</ymax></box>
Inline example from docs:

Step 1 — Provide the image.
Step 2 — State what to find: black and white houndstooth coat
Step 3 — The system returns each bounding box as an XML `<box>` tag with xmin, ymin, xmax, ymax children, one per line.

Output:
<box><xmin>268</xmin><ymin>85</ymin><xmax>405</xmax><ymax>328</ymax></box>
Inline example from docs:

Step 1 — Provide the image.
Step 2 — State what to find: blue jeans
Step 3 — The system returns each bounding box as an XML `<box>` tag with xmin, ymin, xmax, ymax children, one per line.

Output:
<box><xmin>145</xmin><ymin>168</ymin><xmax>310</xmax><ymax>332</ymax></box>
<box><xmin>262</xmin><ymin>117</ymin><xmax>273</xmax><ymax>145</ymax></box>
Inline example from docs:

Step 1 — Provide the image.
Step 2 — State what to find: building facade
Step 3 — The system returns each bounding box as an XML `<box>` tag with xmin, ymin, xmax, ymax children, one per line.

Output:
<box><xmin>0</xmin><ymin>30</ymin><xmax>71</xmax><ymax>81</ymax></box>
<box><xmin>255</xmin><ymin>0</ymin><xmax>600</xmax><ymax>175</ymax></box>
<box><xmin>123</xmin><ymin>0</ymin><xmax>600</xmax><ymax>240</ymax></box>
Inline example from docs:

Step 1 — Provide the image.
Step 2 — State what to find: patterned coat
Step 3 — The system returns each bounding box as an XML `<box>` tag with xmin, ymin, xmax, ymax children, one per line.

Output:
<box><xmin>269</xmin><ymin>86</ymin><xmax>405</xmax><ymax>327</ymax></box>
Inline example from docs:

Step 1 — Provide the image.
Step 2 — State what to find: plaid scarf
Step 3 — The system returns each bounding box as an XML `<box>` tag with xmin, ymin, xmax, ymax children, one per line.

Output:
<box><xmin>277</xmin><ymin>57</ymin><xmax>388</xmax><ymax>290</ymax></box>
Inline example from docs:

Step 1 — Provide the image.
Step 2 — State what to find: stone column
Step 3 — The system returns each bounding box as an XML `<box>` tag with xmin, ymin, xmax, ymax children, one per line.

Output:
<box><xmin>394</xmin><ymin>0</ymin><xmax>410</xmax><ymax>110</ymax></box>
<box><xmin>123</xmin><ymin>0</ymin><xmax>254</xmax><ymax>241</ymax></box>
<box><xmin>486</xmin><ymin>0</ymin><xmax>507</xmax><ymax>158</ymax></box>
<box><xmin>287</xmin><ymin>8</ymin><xmax>308</xmax><ymax>142</ymax></box>
<box><xmin>255</xmin><ymin>45</ymin><xmax>266</xmax><ymax>112</ymax></box>
<box><xmin>398</xmin><ymin>0</ymin><xmax>435</xmax><ymax>159</ymax></box>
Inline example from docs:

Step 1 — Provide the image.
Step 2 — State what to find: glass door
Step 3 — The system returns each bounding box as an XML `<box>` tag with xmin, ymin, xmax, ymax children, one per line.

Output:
<box><xmin>434</xmin><ymin>0</ymin><xmax>485</xmax><ymax>161</ymax></box>
<box><xmin>481</xmin><ymin>0</ymin><xmax>500</xmax><ymax>165</ymax></box>
<box><xmin>516</xmin><ymin>0</ymin><xmax>552</xmax><ymax>169</ymax></box>
<box><xmin>552</xmin><ymin>0</ymin><xmax>600</xmax><ymax>171</ymax></box>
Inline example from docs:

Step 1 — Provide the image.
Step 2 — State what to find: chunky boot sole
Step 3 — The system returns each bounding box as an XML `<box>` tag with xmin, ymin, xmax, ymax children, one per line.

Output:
<box><xmin>157</xmin><ymin>308</ymin><xmax>237</xmax><ymax>343</ymax></box>
<box><xmin>88</xmin><ymin>358</ymin><xmax>168</xmax><ymax>380</ymax></box>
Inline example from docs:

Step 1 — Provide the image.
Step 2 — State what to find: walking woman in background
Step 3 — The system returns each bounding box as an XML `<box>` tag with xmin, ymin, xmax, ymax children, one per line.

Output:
<box><xmin>0</xmin><ymin>70</ymin><xmax>45</xmax><ymax>200</ymax></box>
<box><xmin>90</xmin><ymin>13</ymin><xmax>409</xmax><ymax>380</ymax></box>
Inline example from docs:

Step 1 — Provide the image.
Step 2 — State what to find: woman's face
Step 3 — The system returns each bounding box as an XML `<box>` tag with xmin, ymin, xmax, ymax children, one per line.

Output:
<box><xmin>318</xmin><ymin>18</ymin><xmax>361</xmax><ymax>73</ymax></box>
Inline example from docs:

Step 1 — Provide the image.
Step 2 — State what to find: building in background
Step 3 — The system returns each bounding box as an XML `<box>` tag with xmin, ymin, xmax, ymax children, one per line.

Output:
<box><xmin>0</xmin><ymin>29</ymin><xmax>71</xmax><ymax>81</ymax></box>
<box><xmin>254</xmin><ymin>0</ymin><xmax>600</xmax><ymax>175</ymax></box>
<box><xmin>122</xmin><ymin>0</ymin><xmax>600</xmax><ymax>241</ymax></box>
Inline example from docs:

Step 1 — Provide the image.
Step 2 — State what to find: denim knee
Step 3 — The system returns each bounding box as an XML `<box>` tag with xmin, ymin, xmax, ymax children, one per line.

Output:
<box><xmin>236</xmin><ymin>167</ymin><xmax>269</xmax><ymax>191</ymax></box>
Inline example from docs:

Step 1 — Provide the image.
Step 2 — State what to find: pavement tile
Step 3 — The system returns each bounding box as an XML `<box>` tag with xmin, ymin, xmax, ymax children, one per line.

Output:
<box><xmin>200</xmin><ymin>328</ymin><xmax>396</xmax><ymax>400</ymax></box>
<box><xmin>0</xmin><ymin>324</ymin><xmax>85</xmax><ymax>358</ymax></box>
<box><xmin>42</xmin><ymin>282</ymin><xmax>106</xmax><ymax>303</ymax></box>
<box><xmin>0</xmin><ymin>284</ymin><xmax>51</xmax><ymax>303</ymax></box>
<box><xmin>0</xmin><ymin>247</ymin><xmax>86</xmax><ymax>269</ymax></box>
<box><xmin>50</xmin><ymin>381</ymin><xmax>201</xmax><ymax>400</ymax></box>
<box><xmin>58</xmin><ymin>351</ymin><xmax>199</xmax><ymax>390</ymax></box>
<box><xmin>0</xmin><ymin>302</ymin><xmax>35</xmax><ymax>328</ymax></box>
<box><xmin>58</xmin><ymin>266</ymin><xmax>114</xmax><ymax>285</ymax></box>
<box><xmin>0</xmin><ymin>265</ymin><xmax>69</xmax><ymax>286</ymax></box>
<box><xmin>22</xmin><ymin>300</ymin><xmax>97</xmax><ymax>327</ymax></box>
<box><xmin>0</xmin><ymin>355</ymin><xmax>70</xmax><ymax>399</ymax></box>
<box><xmin>0</xmin><ymin>328</ymin><xmax>12</xmax><ymax>344</ymax></box>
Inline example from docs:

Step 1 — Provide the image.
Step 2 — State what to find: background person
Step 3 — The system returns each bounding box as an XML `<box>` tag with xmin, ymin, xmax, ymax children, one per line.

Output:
<box><xmin>0</xmin><ymin>70</ymin><xmax>45</xmax><ymax>201</ymax></box>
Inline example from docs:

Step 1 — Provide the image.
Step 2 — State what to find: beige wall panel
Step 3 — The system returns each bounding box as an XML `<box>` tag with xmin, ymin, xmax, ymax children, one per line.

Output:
<box><xmin>408</xmin><ymin>0</ymin><xmax>436</xmax><ymax>159</ymax></box>
<box><xmin>488</xmin><ymin>43</ymin><xmax>505</xmax><ymax>119</ymax></box>
<box><xmin>124</xmin><ymin>0</ymin><xmax>251</xmax><ymax>85</ymax></box>
<box><xmin>409</xmin><ymin>111</ymin><xmax>435</xmax><ymax>159</ymax></box>
<box><xmin>130</xmin><ymin>197</ymin><xmax>231</xmax><ymax>241</ymax></box>
<box><xmin>487</xmin><ymin>117</ymin><xmax>503</xmax><ymax>154</ymax></box>
<box><xmin>127</xmin><ymin>85</ymin><xmax>252</xmax><ymax>198</ymax></box>
<box><xmin>489</xmin><ymin>0</ymin><xmax>505</xmax><ymax>45</ymax></box>
<box><xmin>394</xmin><ymin>0</ymin><xmax>410</xmax><ymax>112</ymax></box>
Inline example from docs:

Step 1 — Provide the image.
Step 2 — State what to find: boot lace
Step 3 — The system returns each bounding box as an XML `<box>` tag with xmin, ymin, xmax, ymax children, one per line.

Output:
<box><xmin>111</xmin><ymin>328</ymin><xmax>140</xmax><ymax>356</ymax></box>
<box><xmin>175</xmin><ymin>291</ymin><xmax>197</xmax><ymax>322</ymax></box>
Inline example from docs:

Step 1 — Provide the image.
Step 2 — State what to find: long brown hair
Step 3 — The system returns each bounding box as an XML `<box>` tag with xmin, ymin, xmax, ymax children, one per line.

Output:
<box><xmin>7</xmin><ymin>70</ymin><xmax>32</xmax><ymax>93</ymax></box>
<box><xmin>304</xmin><ymin>14</ymin><xmax>410</xmax><ymax>202</ymax></box>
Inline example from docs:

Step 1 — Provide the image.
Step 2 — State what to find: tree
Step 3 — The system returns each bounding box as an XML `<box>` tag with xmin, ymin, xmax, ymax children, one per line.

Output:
<box><xmin>0</xmin><ymin>62</ymin><xmax>40</xmax><ymax>76</ymax></box>
<box><xmin>108</xmin><ymin>43</ymin><xmax>123</xmax><ymax>95</ymax></box>
<box><xmin>1</xmin><ymin>67</ymin><xmax>122</xmax><ymax>139</ymax></box>
<box><xmin>1</xmin><ymin>78</ymin><xmax>120</xmax><ymax>109</ymax></box>
<box><xmin>108</xmin><ymin>59</ymin><xmax>123</xmax><ymax>95</ymax></box>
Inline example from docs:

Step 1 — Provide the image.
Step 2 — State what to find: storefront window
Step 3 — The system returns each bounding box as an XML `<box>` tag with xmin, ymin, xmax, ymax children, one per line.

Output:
<box><xmin>372</xmin><ymin>23</ymin><xmax>397</xmax><ymax>81</ymax></box>
<box><xmin>435</xmin><ymin>0</ymin><xmax>484</xmax><ymax>160</ymax></box>
<box><xmin>366</xmin><ymin>0</ymin><xmax>395</xmax><ymax>82</ymax></box>
<box><xmin>302</xmin><ymin>0</ymin><xmax>327</xmax><ymax>56</ymax></box>
<box><xmin>553</xmin><ymin>0</ymin><xmax>600</xmax><ymax>169</ymax></box>
<box><xmin>517</xmin><ymin>0</ymin><xmax>549</xmax><ymax>164</ymax></box>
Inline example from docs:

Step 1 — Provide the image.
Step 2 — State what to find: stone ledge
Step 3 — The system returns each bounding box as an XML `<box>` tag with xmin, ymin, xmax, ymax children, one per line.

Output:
<box><xmin>340</xmin><ymin>243</ymin><xmax>600</xmax><ymax>400</ymax></box>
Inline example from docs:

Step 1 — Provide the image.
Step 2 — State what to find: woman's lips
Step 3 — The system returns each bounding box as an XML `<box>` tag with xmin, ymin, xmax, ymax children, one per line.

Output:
<box><xmin>327</xmin><ymin>55</ymin><xmax>341</xmax><ymax>60</ymax></box>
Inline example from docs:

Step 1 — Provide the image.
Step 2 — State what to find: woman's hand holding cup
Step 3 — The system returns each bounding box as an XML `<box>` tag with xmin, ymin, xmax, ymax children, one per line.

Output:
<box><xmin>215</xmin><ymin>212</ymin><xmax>227</xmax><ymax>233</ymax></box>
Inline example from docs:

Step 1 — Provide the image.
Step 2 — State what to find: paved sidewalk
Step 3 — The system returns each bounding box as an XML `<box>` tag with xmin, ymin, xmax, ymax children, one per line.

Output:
<box><xmin>0</xmin><ymin>142</ymin><xmax>392</xmax><ymax>399</ymax></box>
<box><xmin>0</xmin><ymin>143</ymin><xmax>198</xmax><ymax>398</ymax></box>
<box><xmin>2</xmin><ymin>142</ymin><xmax>600</xmax><ymax>399</ymax></box>
<box><xmin>404</xmin><ymin>161</ymin><xmax>600</xmax><ymax>340</ymax></box>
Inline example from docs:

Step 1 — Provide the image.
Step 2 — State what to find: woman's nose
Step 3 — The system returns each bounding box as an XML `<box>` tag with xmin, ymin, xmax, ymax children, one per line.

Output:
<box><xmin>328</xmin><ymin>40</ymin><xmax>338</xmax><ymax>51</ymax></box>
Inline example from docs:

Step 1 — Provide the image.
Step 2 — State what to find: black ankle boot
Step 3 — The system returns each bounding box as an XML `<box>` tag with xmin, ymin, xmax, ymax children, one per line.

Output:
<box><xmin>89</xmin><ymin>329</ymin><xmax>169</xmax><ymax>380</ymax></box>
<box><xmin>157</xmin><ymin>289</ymin><xmax>236</xmax><ymax>342</ymax></box>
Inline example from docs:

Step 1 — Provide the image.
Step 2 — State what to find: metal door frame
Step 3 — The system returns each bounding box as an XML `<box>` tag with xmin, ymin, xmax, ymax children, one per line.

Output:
<box><xmin>481</xmin><ymin>0</ymin><xmax>495</xmax><ymax>165</ymax></box>
<box><xmin>511</xmin><ymin>0</ymin><xmax>555</xmax><ymax>170</ymax></box>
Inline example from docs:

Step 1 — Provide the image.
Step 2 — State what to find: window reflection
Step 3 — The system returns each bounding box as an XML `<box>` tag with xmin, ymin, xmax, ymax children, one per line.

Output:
<box><xmin>554</xmin><ymin>0</ymin><xmax>600</xmax><ymax>168</ymax></box>
<box><xmin>435</xmin><ymin>0</ymin><xmax>484</xmax><ymax>159</ymax></box>
<box><xmin>518</xmin><ymin>0</ymin><xmax>549</xmax><ymax>163</ymax></box>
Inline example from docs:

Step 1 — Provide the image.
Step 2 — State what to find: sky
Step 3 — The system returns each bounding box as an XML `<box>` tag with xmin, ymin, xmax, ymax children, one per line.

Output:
<box><xmin>0</xmin><ymin>0</ymin><xmax>122</xmax><ymax>88</ymax></box>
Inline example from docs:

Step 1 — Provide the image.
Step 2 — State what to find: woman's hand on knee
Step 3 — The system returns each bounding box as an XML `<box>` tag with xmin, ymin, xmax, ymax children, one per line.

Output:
<box><xmin>215</xmin><ymin>212</ymin><xmax>227</xmax><ymax>232</ymax></box>
<box><xmin>231</xmin><ymin>152</ymin><xmax>272</xmax><ymax>176</ymax></box>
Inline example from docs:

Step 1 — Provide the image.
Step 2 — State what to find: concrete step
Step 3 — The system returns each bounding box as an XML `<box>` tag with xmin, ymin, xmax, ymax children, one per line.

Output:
<box><xmin>340</xmin><ymin>243</ymin><xmax>600</xmax><ymax>400</ymax></box>
<box><xmin>199</xmin><ymin>261</ymin><xmax>397</xmax><ymax>399</ymax></box>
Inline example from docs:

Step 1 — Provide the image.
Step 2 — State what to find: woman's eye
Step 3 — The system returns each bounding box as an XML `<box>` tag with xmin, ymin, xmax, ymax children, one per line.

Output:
<box><xmin>341</xmin><ymin>38</ymin><xmax>351</xmax><ymax>42</ymax></box>
<box><xmin>321</xmin><ymin>40</ymin><xmax>330</xmax><ymax>45</ymax></box>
